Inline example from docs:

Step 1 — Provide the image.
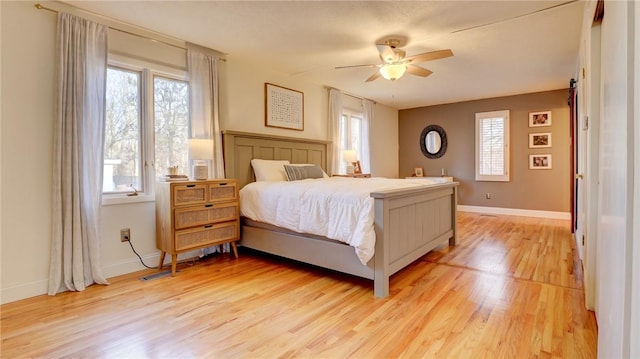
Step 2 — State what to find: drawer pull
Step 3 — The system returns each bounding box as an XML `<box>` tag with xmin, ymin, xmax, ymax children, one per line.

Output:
<box><xmin>204</xmin><ymin>204</ymin><xmax>213</xmax><ymax>208</ymax></box>
<box><xmin>204</xmin><ymin>224</ymin><xmax>213</xmax><ymax>229</ymax></box>
<box><xmin>218</xmin><ymin>182</ymin><xmax>227</xmax><ymax>186</ymax></box>
<box><xmin>186</xmin><ymin>184</ymin><xmax>196</xmax><ymax>188</ymax></box>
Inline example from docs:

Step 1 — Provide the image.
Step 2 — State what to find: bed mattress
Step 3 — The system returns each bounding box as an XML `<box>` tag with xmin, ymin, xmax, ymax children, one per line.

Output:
<box><xmin>239</xmin><ymin>177</ymin><xmax>439</xmax><ymax>264</ymax></box>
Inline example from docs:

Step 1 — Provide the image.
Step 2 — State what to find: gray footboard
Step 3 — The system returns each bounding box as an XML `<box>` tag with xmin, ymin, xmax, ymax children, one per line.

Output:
<box><xmin>371</xmin><ymin>183</ymin><xmax>458</xmax><ymax>297</ymax></box>
<box><xmin>240</xmin><ymin>182</ymin><xmax>458</xmax><ymax>298</ymax></box>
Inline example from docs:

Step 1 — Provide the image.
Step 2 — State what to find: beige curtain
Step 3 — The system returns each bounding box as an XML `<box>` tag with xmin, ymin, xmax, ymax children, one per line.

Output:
<box><xmin>186</xmin><ymin>43</ymin><xmax>225</xmax><ymax>179</ymax></box>
<box><xmin>328</xmin><ymin>89</ymin><xmax>343</xmax><ymax>175</ymax></box>
<box><xmin>49</xmin><ymin>13</ymin><xmax>109</xmax><ymax>295</ymax></box>
<box><xmin>360</xmin><ymin>99</ymin><xmax>374</xmax><ymax>174</ymax></box>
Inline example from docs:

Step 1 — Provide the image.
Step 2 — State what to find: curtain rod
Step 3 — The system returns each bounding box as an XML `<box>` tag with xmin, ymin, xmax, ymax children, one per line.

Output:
<box><xmin>325</xmin><ymin>86</ymin><xmax>377</xmax><ymax>104</ymax></box>
<box><xmin>34</xmin><ymin>3</ymin><xmax>226</xmax><ymax>61</ymax></box>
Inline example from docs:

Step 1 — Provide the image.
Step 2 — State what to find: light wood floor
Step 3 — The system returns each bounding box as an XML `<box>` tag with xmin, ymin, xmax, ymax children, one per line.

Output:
<box><xmin>1</xmin><ymin>212</ymin><xmax>597</xmax><ymax>358</ymax></box>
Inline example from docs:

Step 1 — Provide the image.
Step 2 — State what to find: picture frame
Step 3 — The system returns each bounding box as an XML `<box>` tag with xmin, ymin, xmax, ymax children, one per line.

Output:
<box><xmin>529</xmin><ymin>111</ymin><xmax>552</xmax><ymax>127</ymax></box>
<box><xmin>529</xmin><ymin>132</ymin><xmax>552</xmax><ymax>148</ymax></box>
<box><xmin>529</xmin><ymin>154</ymin><xmax>552</xmax><ymax>170</ymax></box>
<box><xmin>265</xmin><ymin>83</ymin><xmax>304</xmax><ymax>131</ymax></box>
<box><xmin>413</xmin><ymin>167</ymin><xmax>424</xmax><ymax>177</ymax></box>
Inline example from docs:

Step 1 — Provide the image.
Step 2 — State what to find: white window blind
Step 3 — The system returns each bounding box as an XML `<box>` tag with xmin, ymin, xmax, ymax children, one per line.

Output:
<box><xmin>475</xmin><ymin>110</ymin><xmax>510</xmax><ymax>181</ymax></box>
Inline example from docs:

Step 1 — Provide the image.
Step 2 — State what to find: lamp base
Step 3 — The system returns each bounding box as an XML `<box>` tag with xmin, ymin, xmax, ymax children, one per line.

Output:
<box><xmin>346</xmin><ymin>164</ymin><xmax>354</xmax><ymax>175</ymax></box>
<box><xmin>192</xmin><ymin>164</ymin><xmax>208</xmax><ymax>180</ymax></box>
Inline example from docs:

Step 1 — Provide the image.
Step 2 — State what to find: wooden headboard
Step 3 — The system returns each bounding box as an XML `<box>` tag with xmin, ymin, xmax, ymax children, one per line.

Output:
<box><xmin>222</xmin><ymin>131</ymin><xmax>331</xmax><ymax>189</ymax></box>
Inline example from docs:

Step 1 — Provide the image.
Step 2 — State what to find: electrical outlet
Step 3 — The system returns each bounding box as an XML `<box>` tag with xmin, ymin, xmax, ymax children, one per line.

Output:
<box><xmin>120</xmin><ymin>228</ymin><xmax>131</xmax><ymax>242</ymax></box>
<box><xmin>485</xmin><ymin>193</ymin><xmax>492</xmax><ymax>199</ymax></box>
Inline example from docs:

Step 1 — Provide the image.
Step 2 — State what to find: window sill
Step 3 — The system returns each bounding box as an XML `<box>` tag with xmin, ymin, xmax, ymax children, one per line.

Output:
<box><xmin>102</xmin><ymin>193</ymin><xmax>155</xmax><ymax>206</ymax></box>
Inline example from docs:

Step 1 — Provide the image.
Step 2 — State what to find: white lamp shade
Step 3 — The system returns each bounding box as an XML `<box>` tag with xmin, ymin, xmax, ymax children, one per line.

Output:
<box><xmin>379</xmin><ymin>64</ymin><xmax>406</xmax><ymax>81</ymax></box>
<box><xmin>343</xmin><ymin>149</ymin><xmax>358</xmax><ymax>163</ymax></box>
<box><xmin>188</xmin><ymin>139</ymin><xmax>214</xmax><ymax>160</ymax></box>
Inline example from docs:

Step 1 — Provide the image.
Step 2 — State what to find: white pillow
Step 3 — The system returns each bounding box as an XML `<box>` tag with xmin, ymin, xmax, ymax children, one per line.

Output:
<box><xmin>250</xmin><ymin>159</ymin><xmax>290</xmax><ymax>181</ymax></box>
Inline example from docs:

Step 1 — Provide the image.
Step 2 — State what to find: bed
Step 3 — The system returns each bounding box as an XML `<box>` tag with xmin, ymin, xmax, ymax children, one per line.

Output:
<box><xmin>222</xmin><ymin>130</ymin><xmax>458</xmax><ymax>298</ymax></box>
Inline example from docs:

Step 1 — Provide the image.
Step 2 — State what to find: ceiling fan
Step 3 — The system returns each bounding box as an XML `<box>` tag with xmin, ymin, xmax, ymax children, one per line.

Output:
<box><xmin>335</xmin><ymin>39</ymin><xmax>453</xmax><ymax>82</ymax></box>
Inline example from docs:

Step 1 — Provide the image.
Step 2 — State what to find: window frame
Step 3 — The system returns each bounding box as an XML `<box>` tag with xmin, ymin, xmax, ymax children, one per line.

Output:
<box><xmin>339</xmin><ymin>109</ymin><xmax>364</xmax><ymax>173</ymax></box>
<box><xmin>475</xmin><ymin>109</ymin><xmax>510</xmax><ymax>182</ymax></box>
<box><xmin>103</xmin><ymin>56</ymin><xmax>189</xmax><ymax>205</ymax></box>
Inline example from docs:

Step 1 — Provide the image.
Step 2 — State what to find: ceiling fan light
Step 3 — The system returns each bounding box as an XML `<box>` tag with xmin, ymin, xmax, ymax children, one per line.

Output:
<box><xmin>380</xmin><ymin>64</ymin><xmax>406</xmax><ymax>81</ymax></box>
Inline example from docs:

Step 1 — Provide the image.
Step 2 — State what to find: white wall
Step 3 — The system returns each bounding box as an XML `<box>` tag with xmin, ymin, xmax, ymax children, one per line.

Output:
<box><xmin>370</xmin><ymin>104</ymin><xmax>399</xmax><ymax>178</ymax></box>
<box><xmin>596</xmin><ymin>2</ymin><xmax>632</xmax><ymax>357</ymax></box>
<box><xmin>575</xmin><ymin>1</ymin><xmax>639</xmax><ymax>357</ymax></box>
<box><xmin>221</xmin><ymin>56</ymin><xmax>399</xmax><ymax>178</ymax></box>
<box><xmin>632</xmin><ymin>4</ymin><xmax>640</xmax><ymax>357</ymax></box>
<box><xmin>1</xmin><ymin>2</ymin><xmax>57</xmax><ymax>303</ymax></box>
<box><xmin>0</xmin><ymin>1</ymin><xmax>399</xmax><ymax>303</ymax></box>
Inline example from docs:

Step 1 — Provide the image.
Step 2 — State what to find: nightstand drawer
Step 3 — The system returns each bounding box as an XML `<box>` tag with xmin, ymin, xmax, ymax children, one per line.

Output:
<box><xmin>173</xmin><ymin>184</ymin><xmax>208</xmax><ymax>206</ymax></box>
<box><xmin>208</xmin><ymin>181</ymin><xmax>238</xmax><ymax>202</ymax></box>
<box><xmin>174</xmin><ymin>202</ymin><xmax>238</xmax><ymax>229</ymax></box>
<box><xmin>174</xmin><ymin>221</ymin><xmax>239</xmax><ymax>251</ymax></box>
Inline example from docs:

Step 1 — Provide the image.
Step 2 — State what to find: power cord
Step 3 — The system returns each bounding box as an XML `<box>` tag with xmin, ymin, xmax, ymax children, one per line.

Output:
<box><xmin>126</xmin><ymin>238</ymin><xmax>157</xmax><ymax>269</ymax></box>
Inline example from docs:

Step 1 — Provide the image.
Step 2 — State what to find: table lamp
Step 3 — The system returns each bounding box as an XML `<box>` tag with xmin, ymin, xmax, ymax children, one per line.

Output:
<box><xmin>343</xmin><ymin>150</ymin><xmax>361</xmax><ymax>175</ymax></box>
<box><xmin>189</xmin><ymin>139</ymin><xmax>214</xmax><ymax>180</ymax></box>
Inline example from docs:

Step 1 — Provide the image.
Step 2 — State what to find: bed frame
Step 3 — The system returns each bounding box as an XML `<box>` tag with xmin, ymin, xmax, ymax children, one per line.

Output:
<box><xmin>222</xmin><ymin>130</ymin><xmax>458</xmax><ymax>297</ymax></box>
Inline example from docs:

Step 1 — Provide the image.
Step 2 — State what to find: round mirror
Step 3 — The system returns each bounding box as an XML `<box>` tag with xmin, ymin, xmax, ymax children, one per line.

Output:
<box><xmin>425</xmin><ymin>131</ymin><xmax>441</xmax><ymax>154</ymax></box>
<box><xmin>420</xmin><ymin>125</ymin><xmax>447</xmax><ymax>159</ymax></box>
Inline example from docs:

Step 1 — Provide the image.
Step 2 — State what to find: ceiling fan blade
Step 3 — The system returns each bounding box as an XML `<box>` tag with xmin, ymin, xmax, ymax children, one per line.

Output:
<box><xmin>406</xmin><ymin>65</ymin><xmax>433</xmax><ymax>78</ymax></box>
<box><xmin>376</xmin><ymin>44</ymin><xmax>396</xmax><ymax>63</ymax></box>
<box><xmin>450</xmin><ymin>0</ymin><xmax>579</xmax><ymax>34</ymax></box>
<box><xmin>404</xmin><ymin>49</ymin><xmax>454</xmax><ymax>64</ymax></box>
<box><xmin>335</xmin><ymin>64</ymin><xmax>378</xmax><ymax>69</ymax></box>
<box><xmin>365</xmin><ymin>71</ymin><xmax>381</xmax><ymax>82</ymax></box>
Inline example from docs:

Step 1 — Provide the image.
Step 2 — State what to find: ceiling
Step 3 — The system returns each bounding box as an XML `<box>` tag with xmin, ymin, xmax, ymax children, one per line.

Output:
<box><xmin>63</xmin><ymin>0</ymin><xmax>585</xmax><ymax>110</ymax></box>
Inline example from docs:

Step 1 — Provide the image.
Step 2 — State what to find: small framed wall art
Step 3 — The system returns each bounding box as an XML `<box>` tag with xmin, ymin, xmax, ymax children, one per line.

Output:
<box><xmin>265</xmin><ymin>83</ymin><xmax>304</xmax><ymax>131</ymax></box>
<box><xmin>529</xmin><ymin>111</ymin><xmax>552</xmax><ymax>127</ymax></box>
<box><xmin>529</xmin><ymin>132</ymin><xmax>552</xmax><ymax>148</ymax></box>
<box><xmin>413</xmin><ymin>167</ymin><xmax>424</xmax><ymax>177</ymax></box>
<box><xmin>529</xmin><ymin>154</ymin><xmax>552</xmax><ymax>170</ymax></box>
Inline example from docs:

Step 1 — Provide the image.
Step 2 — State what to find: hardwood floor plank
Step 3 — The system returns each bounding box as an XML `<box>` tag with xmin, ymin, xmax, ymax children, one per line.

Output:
<box><xmin>0</xmin><ymin>212</ymin><xmax>596</xmax><ymax>358</ymax></box>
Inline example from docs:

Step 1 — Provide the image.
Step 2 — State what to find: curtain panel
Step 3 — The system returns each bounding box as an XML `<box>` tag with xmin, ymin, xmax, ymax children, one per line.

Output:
<box><xmin>49</xmin><ymin>13</ymin><xmax>109</xmax><ymax>295</ymax></box>
<box><xmin>328</xmin><ymin>89</ymin><xmax>343</xmax><ymax>175</ymax></box>
<box><xmin>360</xmin><ymin>99</ymin><xmax>374</xmax><ymax>174</ymax></box>
<box><xmin>186</xmin><ymin>43</ymin><xmax>225</xmax><ymax>179</ymax></box>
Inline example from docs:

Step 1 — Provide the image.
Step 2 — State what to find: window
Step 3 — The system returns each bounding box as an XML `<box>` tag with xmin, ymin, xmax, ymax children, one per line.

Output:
<box><xmin>475</xmin><ymin>110</ymin><xmax>510</xmax><ymax>181</ymax></box>
<box><xmin>339</xmin><ymin>110</ymin><xmax>363</xmax><ymax>174</ymax></box>
<box><xmin>103</xmin><ymin>65</ymin><xmax>189</xmax><ymax>196</ymax></box>
<box><xmin>153</xmin><ymin>76</ymin><xmax>189</xmax><ymax>180</ymax></box>
<box><xmin>104</xmin><ymin>67</ymin><xmax>142</xmax><ymax>193</ymax></box>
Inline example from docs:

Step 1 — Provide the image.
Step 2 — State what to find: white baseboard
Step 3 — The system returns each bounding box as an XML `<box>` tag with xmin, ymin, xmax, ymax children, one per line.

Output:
<box><xmin>458</xmin><ymin>205</ymin><xmax>571</xmax><ymax>220</ymax></box>
<box><xmin>102</xmin><ymin>249</ymin><xmax>207</xmax><ymax>279</ymax></box>
<box><xmin>101</xmin><ymin>253</ymin><xmax>161</xmax><ymax>279</ymax></box>
<box><xmin>0</xmin><ymin>258</ymin><xmax>153</xmax><ymax>305</ymax></box>
<box><xmin>1</xmin><ymin>279</ymin><xmax>48</xmax><ymax>305</ymax></box>
<box><xmin>1</xmin><ymin>248</ymin><xmax>217</xmax><ymax>304</ymax></box>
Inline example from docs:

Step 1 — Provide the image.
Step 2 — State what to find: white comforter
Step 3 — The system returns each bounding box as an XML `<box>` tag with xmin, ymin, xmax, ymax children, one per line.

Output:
<box><xmin>239</xmin><ymin>177</ymin><xmax>435</xmax><ymax>265</ymax></box>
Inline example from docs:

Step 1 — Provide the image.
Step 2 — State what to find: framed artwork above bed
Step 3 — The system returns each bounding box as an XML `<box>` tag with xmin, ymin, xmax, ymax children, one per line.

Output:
<box><xmin>265</xmin><ymin>83</ymin><xmax>304</xmax><ymax>131</ymax></box>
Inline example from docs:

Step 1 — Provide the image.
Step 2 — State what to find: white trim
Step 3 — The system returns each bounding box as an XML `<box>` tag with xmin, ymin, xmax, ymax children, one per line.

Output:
<box><xmin>102</xmin><ymin>193</ymin><xmax>155</xmax><ymax>206</ymax></box>
<box><xmin>0</xmin><ymin>250</ymin><xmax>204</xmax><ymax>304</ymax></box>
<box><xmin>1</xmin><ymin>247</ymin><xmax>214</xmax><ymax>304</ymax></box>
<box><xmin>101</xmin><ymin>254</ymin><xmax>161</xmax><ymax>279</ymax></box>
<box><xmin>458</xmin><ymin>205</ymin><xmax>571</xmax><ymax>220</ymax></box>
<box><xmin>1</xmin><ymin>279</ymin><xmax>48</xmax><ymax>305</ymax></box>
